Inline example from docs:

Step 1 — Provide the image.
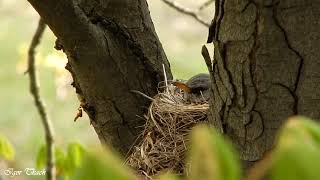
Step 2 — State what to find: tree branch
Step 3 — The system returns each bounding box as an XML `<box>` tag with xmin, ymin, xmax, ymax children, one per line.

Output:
<box><xmin>201</xmin><ymin>45</ymin><xmax>215</xmax><ymax>75</ymax></box>
<box><xmin>199</xmin><ymin>0</ymin><xmax>215</xmax><ymax>10</ymax></box>
<box><xmin>27</xmin><ymin>0</ymin><xmax>96</xmax><ymax>52</ymax></box>
<box><xmin>27</xmin><ymin>18</ymin><xmax>55</xmax><ymax>180</ymax></box>
<box><xmin>160</xmin><ymin>0</ymin><xmax>210</xmax><ymax>27</ymax></box>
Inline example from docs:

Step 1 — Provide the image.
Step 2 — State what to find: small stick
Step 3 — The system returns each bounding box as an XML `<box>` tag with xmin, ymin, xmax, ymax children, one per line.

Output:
<box><xmin>199</xmin><ymin>0</ymin><xmax>215</xmax><ymax>10</ymax></box>
<box><xmin>160</xmin><ymin>0</ymin><xmax>210</xmax><ymax>27</ymax></box>
<box><xmin>27</xmin><ymin>18</ymin><xmax>55</xmax><ymax>180</ymax></box>
<box><xmin>149</xmin><ymin>103</ymin><xmax>166</xmax><ymax>137</ymax></box>
<box><xmin>162</xmin><ymin>64</ymin><xmax>169</xmax><ymax>93</ymax></box>
<box><xmin>131</xmin><ymin>90</ymin><xmax>155</xmax><ymax>101</ymax></box>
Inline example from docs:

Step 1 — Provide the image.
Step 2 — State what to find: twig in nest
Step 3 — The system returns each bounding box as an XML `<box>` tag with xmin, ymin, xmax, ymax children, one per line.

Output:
<box><xmin>131</xmin><ymin>90</ymin><xmax>155</xmax><ymax>101</ymax></box>
<box><xmin>162</xmin><ymin>64</ymin><xmax>169</xmax><ymax>93</ymax></box>
<box><xmin>27</xmin><ymin>18</ymin><xmax>56</xmax><ymax>180</ymax></box>
<box><xmin>149</xmin><ymin>103</ymin><xmax>166</xmax><ymax>137</ymax></box>
<box><xmin>160</xmin><ymin>0</ymin><xmax>210</xmax><ymax>27</ymax></box>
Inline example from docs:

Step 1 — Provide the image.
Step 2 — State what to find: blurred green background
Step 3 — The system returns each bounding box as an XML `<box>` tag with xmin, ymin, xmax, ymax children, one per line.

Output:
<box><xmin>0</xmin><ymin>0</ymin><xmax>213</xmax><ymax>179</ymax></box>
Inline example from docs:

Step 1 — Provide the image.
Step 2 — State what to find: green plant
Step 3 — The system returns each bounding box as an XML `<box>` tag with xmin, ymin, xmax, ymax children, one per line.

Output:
<box><xmin>72</xmin><ymin>148</ymin><xmax>136</xmax><ymax>180</ymax></box>
<box><xmin>187</xmin><ymin>125</ymin><xmax>241</xmax><ymax>180</ymax></box>
<box><xmin>0</xmin><ymin>133</ymin><xmax>15</xmax><ymax>161</ymax></box>
<box><xmin>270</xmin><ymin>117</ymin><xmax>320</xmax><ymax>180</ymax></box>
<box><xmin>36</xmin><ymin>142</ymin><xmax>85</xmax><ymax>179</ymax></box>
<box><xmin>36</xmin><ymin>116</ymin><xmax>320</xmax><ymax>180</ymax></box>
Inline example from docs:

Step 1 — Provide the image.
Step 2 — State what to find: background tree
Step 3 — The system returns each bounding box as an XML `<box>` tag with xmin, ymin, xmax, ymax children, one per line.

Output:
<box><xmin>27</xmin><ymin>0</ymin><xmax>320</xmax><ymax>168</ymax></box>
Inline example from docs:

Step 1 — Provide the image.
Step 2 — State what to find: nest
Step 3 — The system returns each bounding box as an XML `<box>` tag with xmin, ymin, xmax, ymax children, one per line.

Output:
<box><xmin>126</xmin><ymin>85</ymin><xmax>209</xmax><ymax>178</ymax></box>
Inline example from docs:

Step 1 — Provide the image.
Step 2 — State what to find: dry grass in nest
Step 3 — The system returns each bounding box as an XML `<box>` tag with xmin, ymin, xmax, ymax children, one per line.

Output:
<box><xmin>126</xmin><ymin>85</ymin><xmax>209</xmax><ymax>178</ymax></box>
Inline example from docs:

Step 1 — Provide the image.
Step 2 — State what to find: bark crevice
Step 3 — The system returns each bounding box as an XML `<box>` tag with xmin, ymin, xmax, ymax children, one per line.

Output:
<box><xmin>272</xmin><ymin>2</ymin><xmax>304</xmax><ymax>115</ymax></box>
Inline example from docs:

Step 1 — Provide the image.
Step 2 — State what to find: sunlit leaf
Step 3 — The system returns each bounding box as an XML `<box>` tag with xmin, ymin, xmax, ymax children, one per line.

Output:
<box><xmin>36</xmin><ymin>145</ymin><xmax>46</xmax><ymax>169</ymax></box>
<box><xmin>72</xmin><ymin>147</ymin><xmax>137</xmax><ymax>180</ymax></box>
<box><xmin>156</xmin><ymin>172</ymin><xmax>180</xmax><ymax>180</ymax></box>
<box><xmin>64</xmin><ymin>142</ymin><xmax>85</xmax><ymax>176</ymax></box>
<box><xmin>271</xmin><ymin>116</ymin><xmax>320</xmax><ymax>180</ymax></box>
<box><xmin>55</xmin><ymin>147</ymin><xmax>66</xmax><ymax>176</ymax></box>
<box><xmin>0</xmin><ymin>134</ymin><xmax>15</xmax><ymax>160</ymax></box>
<box><xmin>187</xmin><ymin>125</ymin><xmax>241</xmax><ymax>180</ymax></box>
<box><xmin>36</xmin><ymin>144</ymin><xmax>67</xmax><ymax>176</ymax></box>
<box><xmin>294</xmin><ymin>117</ymin><xmax>320</xmax><ymax>144</ymax></box>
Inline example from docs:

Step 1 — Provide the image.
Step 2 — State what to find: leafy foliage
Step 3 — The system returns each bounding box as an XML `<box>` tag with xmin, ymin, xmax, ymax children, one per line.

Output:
<box><xmin>72</xmin><ymin>148</ymin><xmax>136</xmax><ymax>180</ymax></box>
<box><xmin>65</xmin><ymin>142</ymin><xmax>85</xmax><ymax>175</ymax></box>
<box><xmin>33</xmin><ymin>116</ymin><xmax>320</xmax><ymax>180</ymax></box>
<box><xmin>36</xmin><ymin>142</ymin><xmax>85</xmax><ymax>178</ymax></box>
<box><xmin>187</xmin><ymin>125</ymin><xmax>241</xmax><ymax>180</ymax></box>
<box><xmin>270</xmin><ymin>117</ymin><xmax>320</xmax><ymax>180</ymax></box>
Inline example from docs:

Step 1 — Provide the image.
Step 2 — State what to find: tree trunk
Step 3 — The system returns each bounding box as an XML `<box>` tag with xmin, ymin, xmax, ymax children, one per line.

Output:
<box><xmin>27</xmin><ymin>0</ymin><xmax>172</xmax><ymax>155</ymax></box>
<box><xmin>207</xmin><ymin>0</ymin><xmax>320</xmax><ymax>165</ymax></box>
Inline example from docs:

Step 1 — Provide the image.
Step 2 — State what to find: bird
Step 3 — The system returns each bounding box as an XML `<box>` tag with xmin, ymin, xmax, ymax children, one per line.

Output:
<box><xmin>172</xmin><ymin>73</ymin><xmax>210</xmax><ymax>103</ymax></box>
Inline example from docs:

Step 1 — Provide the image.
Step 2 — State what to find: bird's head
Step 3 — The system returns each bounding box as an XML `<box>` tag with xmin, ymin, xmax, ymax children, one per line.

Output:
<box><xmin>172</xmin><ymin>81</ymin><xmax>191</xmax><ymax>93</ymax></box>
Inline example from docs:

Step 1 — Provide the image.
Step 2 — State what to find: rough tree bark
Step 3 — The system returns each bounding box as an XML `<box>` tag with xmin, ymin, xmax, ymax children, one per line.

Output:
<box><xmin>27</xmin><ymin>0</ymin><xmax>172</xmax><ymax>155</ymax></box>
<box><xmin>207</xmin><ymin>0</ymin><xmax>320</xmax><ymax>166</ymax></box>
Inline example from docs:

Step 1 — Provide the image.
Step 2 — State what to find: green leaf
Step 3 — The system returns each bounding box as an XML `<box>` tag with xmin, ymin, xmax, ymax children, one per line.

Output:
<box><xmin>36</xmin><ymin>145</ymin><xmax>46</xmax><ymax>169</ymax></box>
<box><xmin>72</xmin><ymin>147</ymin><xmax>137</xmax><ymax>180</ymax></box>
<box><xmin>36</xmin><ymin>145</ymin><xmax>66</xmax><ymax>176</ymax></box>
<box><xmin>0</xmin><ymin>134</ymin><xmax>15</xmax><ymax>160</ymax></box>
<box><xmin>271</xmin><ymin>116</ymin><xmax>320</xmax><ymax>180</ymax></box>
<box><xmin>294</xmin><ymin>117</ymin><xmax>320</xmax><ymax>145</ymax></box>
<box><xmin>55</xmin><ymin>147</ymin><xmax>66</xmax><ymax>176</ymax></box>
<box><xmin>64</xmin><ymin>142</ymin><xmax>85</xmax><ymax>176</ymax></box>
<box><xmin>187</xmin><ymin>125</ymin><xmax>241</xmax><ymax>180</ymax></box>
